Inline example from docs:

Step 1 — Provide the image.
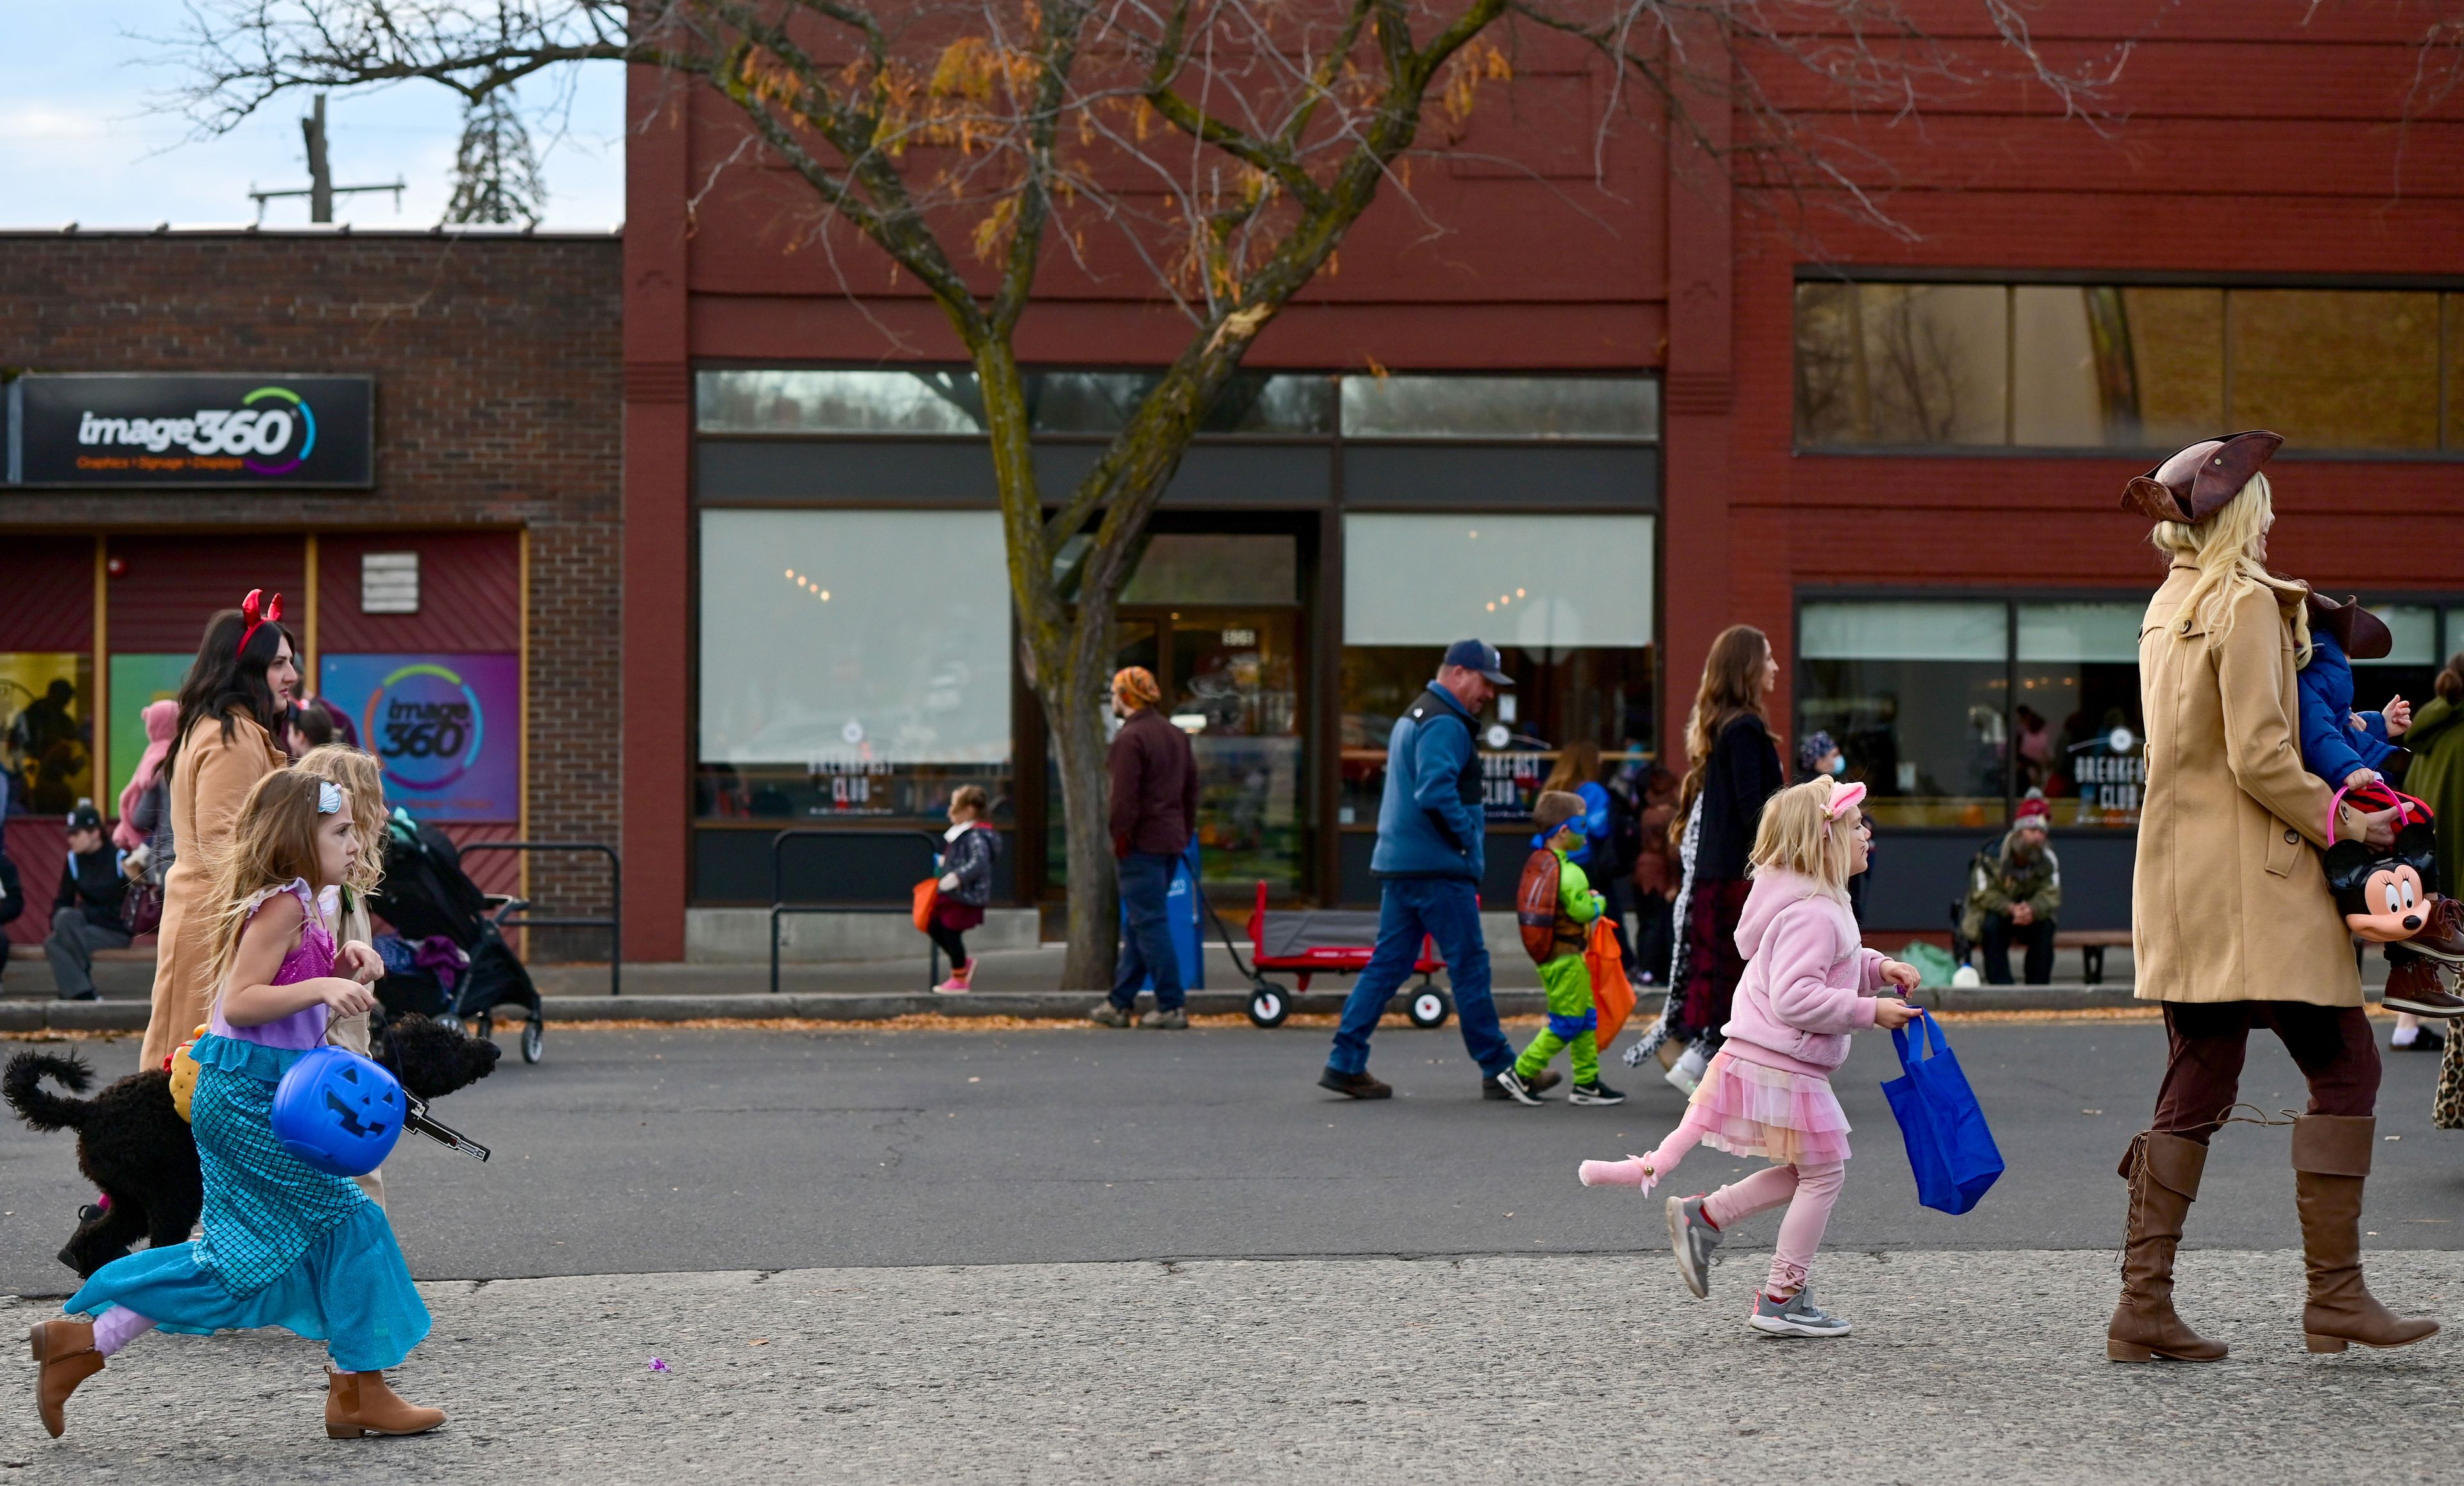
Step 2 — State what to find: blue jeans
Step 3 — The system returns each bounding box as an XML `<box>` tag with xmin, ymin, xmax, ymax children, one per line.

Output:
<box><xmin>1326</xmin><ymin>876</ymin><xmax>1513</xmax><ymax>1077</ymax></box>
<box><xmin>1110</xmin><ymin>851</ymin><xmax>1185</xmax><ymax>1011</ymax></box>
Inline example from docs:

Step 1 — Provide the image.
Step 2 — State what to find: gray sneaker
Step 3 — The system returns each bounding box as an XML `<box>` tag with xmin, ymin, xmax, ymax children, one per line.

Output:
<box><xmin>1140</xmin><ymin>1008</ymin><xmax>1188</xmax><ymax>1029</ymax></box>
<box><xmin>1749</xmin><ymin>1288</ymin><xmax>1852</xmax><ymax>1338</ymax></box>
<box><xmin>1666</xmin><ymin>1195</ymin><xmax>1722</xmax><ymax>1298</ymax></box>
<box><xmin>1089</xmin><ymin>1002</ymin><xmax>1133</xmax><ymax>1028</ymax></box>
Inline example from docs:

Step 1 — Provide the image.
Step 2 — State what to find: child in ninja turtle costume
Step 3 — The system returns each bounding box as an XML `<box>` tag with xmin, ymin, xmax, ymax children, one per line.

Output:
<box><xmin>1510</xmin><ymin>790</ymin><xmax>1627</xmax><ymax>1106</ymax></box>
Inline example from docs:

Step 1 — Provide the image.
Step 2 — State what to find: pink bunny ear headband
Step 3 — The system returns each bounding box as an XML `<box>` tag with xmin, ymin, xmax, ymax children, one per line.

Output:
<box><xmin>1820</xmin><ymin>780</ymin><xmax>1868</xmax><ymax>836</ymax></box>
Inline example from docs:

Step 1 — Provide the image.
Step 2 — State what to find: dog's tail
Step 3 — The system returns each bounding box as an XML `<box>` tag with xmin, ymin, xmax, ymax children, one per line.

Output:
<box><xmin>2</xmin><ymin>1050</ymin><xmax>98</xmax><ymax>1132</ymax></box>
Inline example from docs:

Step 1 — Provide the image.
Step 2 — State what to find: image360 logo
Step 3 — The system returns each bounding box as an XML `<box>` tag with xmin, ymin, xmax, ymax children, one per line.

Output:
<box><xmin>74</xmin><ymin>384</ymin><xmax>320</xmax><ymax>475</ymax></box>
<box><xmin>358</xmin><ymin>663</ymin><xmax>488</xmax><ymax>794</ymax></box>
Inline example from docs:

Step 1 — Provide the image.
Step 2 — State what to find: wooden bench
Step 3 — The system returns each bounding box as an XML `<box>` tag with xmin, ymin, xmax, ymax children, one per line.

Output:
<box><xmin>2055</xmin><ymin>930</ymin><xmax>2132</xmax><ymax>986</ymax></box>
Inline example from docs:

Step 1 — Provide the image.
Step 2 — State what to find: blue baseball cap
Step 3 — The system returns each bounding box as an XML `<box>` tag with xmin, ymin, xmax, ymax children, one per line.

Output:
<box><xmin>1441</xmin><ymin>639</ymin><xmax>1514</xmax><ymax>686</ymax></box>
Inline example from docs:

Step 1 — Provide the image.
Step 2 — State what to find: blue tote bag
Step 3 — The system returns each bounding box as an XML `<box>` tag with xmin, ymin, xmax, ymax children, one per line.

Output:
<box><xmin>1880</xmin><ymin>1010</ymin><xmax>2004</xmax><ymax>1215</ymax></box>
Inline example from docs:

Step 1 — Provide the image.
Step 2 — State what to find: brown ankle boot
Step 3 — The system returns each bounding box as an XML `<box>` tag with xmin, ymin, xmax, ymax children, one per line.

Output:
<box><xmin>325</xmin><ymin>1369</ymin><xmax>446</xmax><ymax>1438</ymax></box>
<box><xmin>31</xmin><ymin>1318</ymin><xmax>105</xmax><ymax>1439</ymax></box>
<box><xmin>2107</xmin><ymin>1131</ymin><xmax>2229</xmax><ymax>1362</ymax></box>
<box><xmin>2291</xmin><ymin>1114</ymin><xmax>2440</xmax><ymax>1353</ymax></box>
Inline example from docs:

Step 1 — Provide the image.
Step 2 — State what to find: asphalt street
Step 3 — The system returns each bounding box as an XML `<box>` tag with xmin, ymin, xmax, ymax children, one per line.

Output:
<box><xmin>5</xmin><ymin>1016</ymin><xmax>2459</xmax><ymax>1297</ymax></box>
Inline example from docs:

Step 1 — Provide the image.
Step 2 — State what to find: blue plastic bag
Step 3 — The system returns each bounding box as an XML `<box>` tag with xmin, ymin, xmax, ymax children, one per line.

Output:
<box><xmin>1881</xmin><ymin>1010</ymin><xmax>2004</xmax><ymax>1214</ymax></box>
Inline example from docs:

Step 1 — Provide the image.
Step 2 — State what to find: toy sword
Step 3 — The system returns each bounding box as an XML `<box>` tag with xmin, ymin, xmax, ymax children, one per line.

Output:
<box><xmin>404</xmin><ymin>1094</ymin><xmax>490</xmax><ymax>1161</ymax></box>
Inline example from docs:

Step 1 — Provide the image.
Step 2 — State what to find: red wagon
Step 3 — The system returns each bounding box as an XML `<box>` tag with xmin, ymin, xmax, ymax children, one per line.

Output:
<box><xmin>1202</xmin><ymin>880</ymin><xmax>1454</xmax><ymax>1029</ymax></box>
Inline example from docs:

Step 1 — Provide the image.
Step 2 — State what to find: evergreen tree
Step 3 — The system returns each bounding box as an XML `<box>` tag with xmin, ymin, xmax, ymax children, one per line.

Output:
<box><xmin>445</xmin><ymin>91</ymin><xmax>543</xmax><ymax>225</ymax></box>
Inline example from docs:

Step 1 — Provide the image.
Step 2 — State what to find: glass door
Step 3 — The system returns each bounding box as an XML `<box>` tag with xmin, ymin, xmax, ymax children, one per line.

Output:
<box><xmin>1168</xmin><ymin>609</ymin><xmax>1303</xmax><ymax>898</ymax></box>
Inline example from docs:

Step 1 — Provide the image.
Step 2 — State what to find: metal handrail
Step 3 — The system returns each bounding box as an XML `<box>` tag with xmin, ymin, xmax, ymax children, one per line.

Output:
<box><xmin>461</xmin><ymin>841</ymin><xmax>622</xmax><ymax>996</ymax></box>
<box><xmin>768</xmin><ymin>828</ymin><xmax>948</xmax><ymax>995</ymax></box>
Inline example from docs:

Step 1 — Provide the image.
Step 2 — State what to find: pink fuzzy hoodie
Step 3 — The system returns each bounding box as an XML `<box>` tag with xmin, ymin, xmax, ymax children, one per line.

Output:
<box><xmin>1720</xmin><ymin>867</ymin><xmax>1888</xmax><ymax>1078</ymax></box>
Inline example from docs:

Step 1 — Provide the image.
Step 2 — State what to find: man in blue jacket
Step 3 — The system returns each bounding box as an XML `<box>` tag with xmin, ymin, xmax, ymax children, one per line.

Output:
<box><xmin>1322</xmin><ymin>640</ymin><xmax>1543</xmax><ymax>1103</ymax></box>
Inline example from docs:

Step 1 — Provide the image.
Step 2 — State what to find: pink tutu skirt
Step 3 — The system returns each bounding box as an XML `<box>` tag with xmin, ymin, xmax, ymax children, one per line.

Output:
<box><xmin>1685</xmin><ymin>1050</ymin><xmax>1852</xmax><ymax>1166</ymax></box>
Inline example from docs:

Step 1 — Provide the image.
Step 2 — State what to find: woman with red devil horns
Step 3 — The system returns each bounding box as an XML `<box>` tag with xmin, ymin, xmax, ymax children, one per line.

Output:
<box><xmin>137</xmin><ymin>591</ymin><xmax>300</xmax><ymax>1071</ymax></box>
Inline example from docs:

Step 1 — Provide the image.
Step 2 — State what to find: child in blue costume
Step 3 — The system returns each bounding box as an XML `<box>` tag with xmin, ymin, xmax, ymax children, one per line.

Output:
<box><xmin>31</xmin><ymin>768</ymin><xmax>443</xmax><ymax>1441</ymax></box>
<box><xmin>2298</xmin><ymin>592</ymin><xmax>2412</xmax><ymax>790</ymax></box>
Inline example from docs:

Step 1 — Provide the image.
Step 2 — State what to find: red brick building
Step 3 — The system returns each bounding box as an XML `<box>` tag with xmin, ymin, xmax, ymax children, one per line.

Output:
<box><xmin>1</xmin><ymin>228</ymin><xmax>623</xmax><ymax>963</ymax></box>
<box><xmin>615</xmin><ymin>4</ymin><xmax>2464</xmax><ymax>959</ymax></box>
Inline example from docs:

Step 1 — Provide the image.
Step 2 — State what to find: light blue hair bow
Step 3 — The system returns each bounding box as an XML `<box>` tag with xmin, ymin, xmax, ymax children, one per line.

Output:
<box><xmin>316</xmin><ymin>779</ymin><xmax>343</xmax><ymax>816</ymax></box>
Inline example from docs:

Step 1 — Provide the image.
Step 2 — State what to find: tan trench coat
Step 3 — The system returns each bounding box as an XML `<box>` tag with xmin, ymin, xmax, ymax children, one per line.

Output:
<box><xmin>2132</xmin><ymin>565</ymin><xmax>2360</xmax><ymax>1006</ymax></box>
<box><xmin>138</xmin><ymin>712</ymin><xmax>284</xmax><ymax>1069</ymax></box>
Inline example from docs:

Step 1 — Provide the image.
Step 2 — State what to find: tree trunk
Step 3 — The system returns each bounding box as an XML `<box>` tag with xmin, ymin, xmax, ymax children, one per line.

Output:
<box><xmin>1050</xmin><ymin>606</ymin><xmax>1120</xmax><ymax>993</ymax></box>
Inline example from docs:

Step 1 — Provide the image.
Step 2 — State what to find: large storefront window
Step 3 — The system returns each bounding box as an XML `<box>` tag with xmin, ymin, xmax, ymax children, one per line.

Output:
<box><xmin>1342</xmin><ymin>513</ymin><xmax>1654</xmax><ymax>823</ymax></box>
<box><xmin>696</xmin><ymin>368</ymin><xmax>1334</xmax><ymax>436</ymax></box>
<box><xmin>2015</xmin><ymin>602</ymin><xmax>2146</xmax><ymax>827</ymax></box>
<box><xmin>696</xmin><ymin>509</ymin><xmax>1013</xmax><ymax>822</ymax></box>
<box><xmin>1797</xmin><ymin>278</ymin><xmax>2464</xmax><ymax>452</ymax></box>
<box><xmin>1</xmin><ymin>653</ymin><xmax>94</xmax><ymax>815</ymax></box>
<box><xmin>1799</xmin><ymin>602</ymin><xmax>2010</xmax><ymax>828</ymax></box>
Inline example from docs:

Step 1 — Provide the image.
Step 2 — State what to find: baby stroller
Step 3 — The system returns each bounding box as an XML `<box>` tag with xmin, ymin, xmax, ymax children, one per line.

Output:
<box><xmin>366</xmin><ymin>809</ymin><xmax>545</xmax><ymax>1064</ymax></box>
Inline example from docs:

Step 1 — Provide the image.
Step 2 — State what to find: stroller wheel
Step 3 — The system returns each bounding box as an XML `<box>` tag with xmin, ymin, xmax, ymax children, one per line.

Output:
<box><xmin>520</xmin><ymin>1018</ymin><xmax>544</xmax><ymax>1064</ymax></box>
<box><xmin>472</xmin><ymin>1013</ymin><xmax>494</xmax><ymax>1043</ymax></box>
<box><xmin>1247</xmin><ymin>983</ymin><xmax>1291</xmax><ymax>1029</ymax></box>
<box><xmin>1407</xmin><ymin>986</ymin><xmax>1453</xmax><ymax>1030</ymax></box>
<box><xmin>434</xmin><ymin>1014</ymin><xmax>465</xmax><ymax>1038</ymax></box>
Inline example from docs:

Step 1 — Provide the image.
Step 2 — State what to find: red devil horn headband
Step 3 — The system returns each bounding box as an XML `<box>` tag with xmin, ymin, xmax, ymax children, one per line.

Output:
<box><xmin>237</xmin><ymin>588</ymin><xmax>286</xmax><ymax>655</ymax></box>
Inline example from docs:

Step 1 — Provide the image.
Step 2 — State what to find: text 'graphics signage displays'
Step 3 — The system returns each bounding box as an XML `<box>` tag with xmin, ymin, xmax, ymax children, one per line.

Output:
<box><xmin>8</xmin><ymin>373</ymin><xmax>374</xmax><ymax>488</ymax></box>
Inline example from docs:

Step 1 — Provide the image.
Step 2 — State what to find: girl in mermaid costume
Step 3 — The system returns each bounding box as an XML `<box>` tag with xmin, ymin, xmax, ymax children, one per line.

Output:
<box><xmin>32</xmin><ymin>767</ymin><xmax>445</xmax><ymax>1440</ymax></box>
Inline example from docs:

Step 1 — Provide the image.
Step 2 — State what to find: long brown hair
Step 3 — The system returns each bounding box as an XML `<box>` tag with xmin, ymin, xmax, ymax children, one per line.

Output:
<box><xmin>1541</xmin><ymin>740</ymin><xmax>1603</xmax><ymax>796</ymax></box>
<box><xmin>167</xmin><ymin>607</ymin><xmax>292</xmax><ymax>787</ymax></box>
<box><xmin>1670</xmin><ymin>624</ymin><xmax>1770</xmax><ymax>844</ymax></box>
<box><xmin>198</xmin><ymin>769</ymin><xmax>338</xmax><ymax>1007</ymax></box>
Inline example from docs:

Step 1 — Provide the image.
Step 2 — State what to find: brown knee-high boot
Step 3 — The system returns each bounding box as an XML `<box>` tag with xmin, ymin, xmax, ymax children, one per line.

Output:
<box><xmin>2107</xmin><ymin>1131</ymin><xmax>2228</xmax><ymax>1362</ymax></box>
<box><xmin>2291</xmin><ymin>1114</ymin><xmax>2440</xmax><ymax>1353</ymax></box>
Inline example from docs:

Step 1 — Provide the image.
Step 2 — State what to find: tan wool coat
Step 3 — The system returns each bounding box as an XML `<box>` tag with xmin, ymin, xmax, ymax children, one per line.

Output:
<box><xmin>139</xmin><ymin>712</ymin><xmax>284</xmax><ymax>1069</ymax></box>
<box><xmin>2132</xmin><ymin>565</ymin><xmax>2360</xmax><ymax>1007</ymax></box>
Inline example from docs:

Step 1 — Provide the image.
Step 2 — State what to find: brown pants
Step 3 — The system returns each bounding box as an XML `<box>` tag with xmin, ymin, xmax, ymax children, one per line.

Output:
<box><xmin>2152</xmin><ymin>1000</ymin><xmax>2381</xmax><ymax>1144</ymax></box>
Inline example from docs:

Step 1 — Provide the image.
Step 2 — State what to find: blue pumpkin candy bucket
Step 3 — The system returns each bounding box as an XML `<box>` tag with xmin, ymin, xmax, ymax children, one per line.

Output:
<box><xmin>271</xmin><ymin>1046</ymin><xmax>407</xmax><ymax>1177</ymax></box>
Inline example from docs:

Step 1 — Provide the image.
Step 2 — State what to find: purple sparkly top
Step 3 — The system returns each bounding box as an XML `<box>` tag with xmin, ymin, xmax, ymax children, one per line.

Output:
<box><xmin>206</xmin><ymin>880</ymin><xmax>339</xmax><ymax>1050</ymax></box>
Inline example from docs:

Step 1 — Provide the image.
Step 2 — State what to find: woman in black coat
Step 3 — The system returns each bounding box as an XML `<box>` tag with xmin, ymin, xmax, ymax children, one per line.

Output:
<box><xmin>1627</xmin><ymin>625</ymin><xmax>1784</xmax><ymax>1091</ymax></box>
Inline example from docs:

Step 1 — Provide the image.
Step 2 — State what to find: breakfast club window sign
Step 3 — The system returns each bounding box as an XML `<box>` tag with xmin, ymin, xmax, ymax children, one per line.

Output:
<box><xmin>6</xmin><ymin>373</ymin><xmax>374</xmax><ymax>488</ymax></box>
<box><xmin>320</xmin><ymin>654</ymin><xmax>519</xmax><ymax>821</ymax></box>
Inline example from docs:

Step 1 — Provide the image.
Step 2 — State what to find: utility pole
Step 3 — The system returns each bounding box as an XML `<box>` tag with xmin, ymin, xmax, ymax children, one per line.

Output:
<box><xmin>245</xmin><ymin>94</ymin><xmax>404</xmax><ymax>224</ymax></box>
<box><xmin>304</xmin><ymin>94</ymin><xmax>332</xmax><ymax>222</ymax></box>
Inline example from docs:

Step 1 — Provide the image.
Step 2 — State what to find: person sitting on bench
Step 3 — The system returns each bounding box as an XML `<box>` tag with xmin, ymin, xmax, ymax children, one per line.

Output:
<box><xmin>1960</xmin><ymin>792</ymin><xmax>2062</xmax><ymax>986</ymax></box>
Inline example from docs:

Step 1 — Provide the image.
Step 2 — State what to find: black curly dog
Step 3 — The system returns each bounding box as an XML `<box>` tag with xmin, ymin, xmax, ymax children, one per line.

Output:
<box><xmin>4</xmin><ymin>1014</ymin><xmax>500</xmax><ymax>1277</ymax></box>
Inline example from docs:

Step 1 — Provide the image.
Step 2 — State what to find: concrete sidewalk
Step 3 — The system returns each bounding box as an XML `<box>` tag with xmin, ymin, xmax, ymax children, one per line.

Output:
<box><xmin>6</xmin><ymin>1251</ymin><xmax>2451</xmax><ymax>1484</ymax></box>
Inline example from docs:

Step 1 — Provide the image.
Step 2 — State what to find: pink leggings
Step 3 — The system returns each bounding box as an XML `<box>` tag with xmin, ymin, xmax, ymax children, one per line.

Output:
<box><xmin>93</xmin><ymin>1307</ymin><xmax>155</xmax><ymax>1356</ymax></box>
<box><xmin>1646</xmin><ymin>1118</ymin><xmax>1847</xmax><ymax>1298</ymax></box>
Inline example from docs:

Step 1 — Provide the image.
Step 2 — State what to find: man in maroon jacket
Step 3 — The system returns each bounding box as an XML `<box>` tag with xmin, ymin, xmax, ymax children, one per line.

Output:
<box><xmin>1093</xmin><ymin>665</ymin><xmax>1199</xmax><ymax>1029</ymax></box>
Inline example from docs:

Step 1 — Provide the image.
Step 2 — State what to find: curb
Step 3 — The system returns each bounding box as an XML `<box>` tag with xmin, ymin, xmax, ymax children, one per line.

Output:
<box><xmin>3</xmin><ymin>983</ymin><xmax>2162</xmax><ymax>1032</ymax></box>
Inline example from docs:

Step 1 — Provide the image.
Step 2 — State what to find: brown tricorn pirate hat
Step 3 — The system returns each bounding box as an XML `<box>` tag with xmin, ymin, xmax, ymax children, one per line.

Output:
<box><xmin>2305</xmin><ymin>592</ymin><xmax>2393</xmax><ymax>662</ymax></box>
<box><xmin>2119</xmin><ymin>431</ymin><xmax>2284</xmax><ymax>523</ymax></box>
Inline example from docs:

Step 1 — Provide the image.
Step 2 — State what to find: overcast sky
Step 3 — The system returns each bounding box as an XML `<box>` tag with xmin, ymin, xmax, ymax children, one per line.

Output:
<box><xmin>0</xmin><ymin>6</ymin><xmax>625</xmax><ymax>230</ymax></box>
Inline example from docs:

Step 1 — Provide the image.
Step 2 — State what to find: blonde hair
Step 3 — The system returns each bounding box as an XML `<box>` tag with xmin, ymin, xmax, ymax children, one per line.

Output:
<box><xmin>2148</xmin><ymin>472</ymin><xmax>2311</xmax><ymax>664</ymax></box>
<box><xmin>1749</xmin><ymin>776</ymin><xmax>1859</xmax><ymax>897</ymax></box>
<box><xmin>296</xmin><ymin>744</ymin><xmax>387</xmax><ymax>897</ymax></box>
<box><xmin>198</xmin><ymin>769</ymin><xmax>343</xmax><ymax>1003</ymax></box>
<box><xmin>1543</xmin><ymin>740</ymin><xmax>1602</xmax><ymax>797</ymax></box>
<box><xmin>1672</xmin><ymin>625</ymin><xmax>1770</xmax><ymax>844</ymax></box>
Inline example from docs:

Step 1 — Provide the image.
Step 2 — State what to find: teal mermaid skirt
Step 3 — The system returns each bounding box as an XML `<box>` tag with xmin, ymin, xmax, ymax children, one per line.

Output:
<box><xmin>66</xmin><ymin>1204</ymin><xmax>430</xmax><ymax>1371</ymax></box>
<box><xmin>65</xmin><ymin>1036</ymin><xmax>431</xmax><ymax>1372</ymax></box>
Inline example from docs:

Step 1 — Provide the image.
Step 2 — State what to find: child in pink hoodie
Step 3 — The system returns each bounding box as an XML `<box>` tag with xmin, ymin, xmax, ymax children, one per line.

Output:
<box><xmin>1578</xmin><ymin>776</ymin><xmax>1921</xmax><ymax>1337</ymax></box>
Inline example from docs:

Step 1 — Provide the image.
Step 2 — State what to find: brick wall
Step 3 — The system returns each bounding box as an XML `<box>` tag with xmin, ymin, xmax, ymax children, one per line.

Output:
<box><xmin>0</xmin><ymin>230</ymin><xmax>623</xmax><ymax>959</ymax></box>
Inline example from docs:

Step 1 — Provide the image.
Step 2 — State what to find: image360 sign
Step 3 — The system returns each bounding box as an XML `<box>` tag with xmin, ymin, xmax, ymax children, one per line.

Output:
<box><xmin>6</xmin><ymin>373</ymin><xmax>374</xmax><ymax>488</ymax></box>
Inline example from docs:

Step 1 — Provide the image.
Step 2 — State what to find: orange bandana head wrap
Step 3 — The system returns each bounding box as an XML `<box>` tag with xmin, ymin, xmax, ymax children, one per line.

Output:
<box><xmin>1111</xmin><ymin>666</ymin><xmax>1162</xmax><ymax>709</ymax></box>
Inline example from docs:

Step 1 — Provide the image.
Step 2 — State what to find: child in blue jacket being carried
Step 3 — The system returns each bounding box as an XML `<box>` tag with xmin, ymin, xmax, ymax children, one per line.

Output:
<box><xmin>2300</xmin><ymin>593</ymin><xmax>2412</xmax><ymax>790</ymax></box>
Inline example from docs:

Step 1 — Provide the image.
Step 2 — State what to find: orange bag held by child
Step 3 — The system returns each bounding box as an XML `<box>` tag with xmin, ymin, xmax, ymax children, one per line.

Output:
<box><xmin>1587</xmin><ymin>919</ymin><xmax>1635</xmax><ymax>1046</ymax></box>
<box><xmin>1516</xmin><ymin>848</ymin><xmax>1560</xmax><ymax>966</ymax></box>
<box><xmin>912</xmin><ymin>877</ymin><xmax>940</xmax><ymax>933</ymax></box>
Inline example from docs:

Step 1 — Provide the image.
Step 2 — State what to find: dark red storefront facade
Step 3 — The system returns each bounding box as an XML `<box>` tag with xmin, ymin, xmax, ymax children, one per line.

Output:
<box><xmin>612</xmin><ymin>6</ymin><xmax>2464</xmax><ymax>959</ymax></box>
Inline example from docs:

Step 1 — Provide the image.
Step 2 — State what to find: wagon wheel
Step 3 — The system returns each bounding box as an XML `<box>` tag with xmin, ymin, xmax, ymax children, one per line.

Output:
<box><xmin>1407</xmin><ymin>982</ymin><xmax>1453</xmax><ymax>1030</ymax></box>
<box><xmin>1247</xmin><ymin>981</ymin><xmax>1292</xmax><ymax>1029</ymax></box>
